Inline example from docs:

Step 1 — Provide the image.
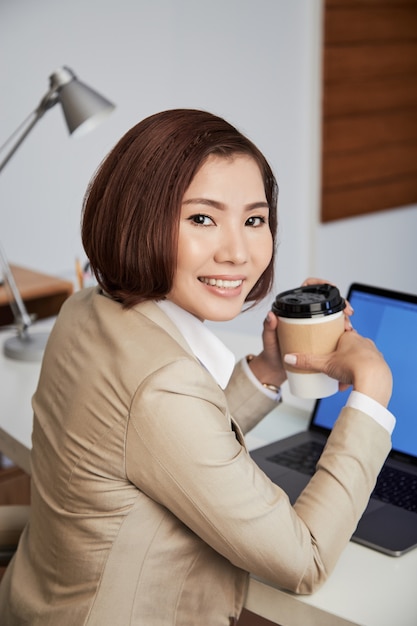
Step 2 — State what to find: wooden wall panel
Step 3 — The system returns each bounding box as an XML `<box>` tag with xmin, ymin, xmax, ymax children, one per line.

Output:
<box><xmin>322</xmin><ymin>175</ymin><xmax>417</xmax><ymax>220</ymax></box>
<box><xmin>321</xmin><ymin>0</ymin><xmax>417</xmax><ymax>222</ymax></box>
<box><xmin>324</xmin><ymin>110</ymin><xmax>417</xmax><ymax>152</ymax></box>
<box><xmin>324</xmin><ymin>77</ymin><xmax>417</xmax><ymax>117</ymax></box>
<box><xmin>325</xmin><ymin>5</ymin><xmax>417</xmax><ymax>43</ymax></box>
<box><xmin>325</xmin><ymin>143</ymin><xmax>417</xmax><ymax>186</ymax></box>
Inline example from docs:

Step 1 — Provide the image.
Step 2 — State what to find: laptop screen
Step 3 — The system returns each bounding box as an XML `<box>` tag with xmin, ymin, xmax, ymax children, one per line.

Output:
<box><xmin>311</xmin><ymin>283</ymin><xmax>417</xmax><ymax>460</ymax></box>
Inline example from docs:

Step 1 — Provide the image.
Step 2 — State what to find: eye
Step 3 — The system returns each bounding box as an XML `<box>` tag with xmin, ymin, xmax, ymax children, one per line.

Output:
<box><xmin>246</xmin><ymin>216</ymin><xmax>267</xmax><ymax>227</ymax></box>
<box><xmin>188</xmin><ymin>214</ymin><xmax>215</xmax><ymax>226</ymax></box>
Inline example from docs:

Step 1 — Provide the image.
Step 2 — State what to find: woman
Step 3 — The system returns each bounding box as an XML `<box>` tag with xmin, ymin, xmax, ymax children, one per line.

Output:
<box><xmin>0</xmin><ymin>109</ymin><xmax>394</xmax><ymax>625</ymax></box>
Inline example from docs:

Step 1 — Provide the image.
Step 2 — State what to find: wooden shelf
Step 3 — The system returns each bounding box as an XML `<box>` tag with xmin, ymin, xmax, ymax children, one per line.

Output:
<box><xmin>0</xmin><ymin>265</ymin><xmax>73</xmax><ymax>326</ymax></box>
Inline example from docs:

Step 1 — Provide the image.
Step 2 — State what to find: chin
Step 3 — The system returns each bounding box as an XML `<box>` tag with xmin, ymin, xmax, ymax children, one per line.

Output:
<box><xmin>204</xmin><ymin>308</ymin><xmax>243</xmax><ymax>323</ymax></box>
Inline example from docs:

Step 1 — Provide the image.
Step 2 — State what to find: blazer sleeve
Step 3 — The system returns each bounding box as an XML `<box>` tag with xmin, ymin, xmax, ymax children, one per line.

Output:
<box><xmin>224</xmin><ymin>358</ymin><xmax>278</xmax><ymax>434</ymax></box>
<box><xmin>126</xmin><ymin>356</ymin><xmax>392</xmax><ymax>595</ymax></box>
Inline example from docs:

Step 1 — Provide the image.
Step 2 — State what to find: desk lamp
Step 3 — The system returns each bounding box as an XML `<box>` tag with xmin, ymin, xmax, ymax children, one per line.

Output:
<box><xmin>0</xmin><ymin>66</ymin><xmax>115</xmax><ymax>361</ymax></box>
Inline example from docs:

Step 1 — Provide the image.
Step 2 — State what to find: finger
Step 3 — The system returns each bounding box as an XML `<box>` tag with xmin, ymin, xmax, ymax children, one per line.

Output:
<box><xmin>262</xmin><ymin>311</ymin><xmax>280</xmax><ymax>354</ymax></box>
<box><xmin>283</xmin><ymin>352</ymin><xmax>328</xmax><ymax>373</ymax></box>
<box><xmin>339</xmin><ymin>382</ymin><xmax>351</xmax><ymax>392</ymax></box>
<box><xmin>264</xmin><ymin>310</ymin><xmax>278</xmax><ymax>331</ymax></box>
<box><xmin>344</xmin><ymin>298</ymin><xmax>354</xmax><ymax>316</ymax></box>
<box><xmin>301</xmin><ymin>277</ymin><xmax>333</xmax><ymax>287</ymax></box>
<box><xmin>344</xmin><ymin>316</ymin><xmax>353</xmax><ymax>331</ymax></box>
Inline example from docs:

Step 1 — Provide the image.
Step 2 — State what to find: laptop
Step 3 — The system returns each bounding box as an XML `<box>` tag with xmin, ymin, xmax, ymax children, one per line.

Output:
<box><xmin>250</xmin><ymin>282</ymin><xmax>417</xmax><ymax>557</ymax></box>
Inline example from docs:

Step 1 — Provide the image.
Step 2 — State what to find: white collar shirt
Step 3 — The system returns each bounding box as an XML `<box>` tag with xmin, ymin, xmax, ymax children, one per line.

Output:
<box><xmin>156</xmin><ymin>299</ymin><xmax>236</xmax><ymax>390</ymax></box>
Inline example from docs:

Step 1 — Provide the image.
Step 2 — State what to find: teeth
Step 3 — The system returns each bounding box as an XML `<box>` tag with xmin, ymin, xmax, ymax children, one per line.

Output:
<box><xmin>199</xmin><ymin>277</ymin><xmax>242</xmax><ymax>289</ymax></box>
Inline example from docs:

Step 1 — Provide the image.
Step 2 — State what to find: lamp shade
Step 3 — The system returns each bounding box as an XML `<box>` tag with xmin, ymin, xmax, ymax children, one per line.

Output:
<box><xmin>50</xmin><ymin>67</ymin><xmax>115</xmax><ymax>137</ymax></box>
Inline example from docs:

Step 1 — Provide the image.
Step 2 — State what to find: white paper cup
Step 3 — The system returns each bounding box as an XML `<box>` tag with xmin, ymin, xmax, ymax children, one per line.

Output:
<box><xmin>273</xmin><ymin>284</ymin><xmax>346</xmax><ymax>399</ymax></box>
<box><xmin>277</xmin><ymin>312</ymin><xmax>345</xmax><ymax>398</ymax></box>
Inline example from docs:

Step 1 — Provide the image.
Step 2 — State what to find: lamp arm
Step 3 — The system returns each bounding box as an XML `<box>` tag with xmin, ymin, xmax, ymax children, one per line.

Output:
<box><xmin>0</xmin><ymin>87</ymin><xmax>59</xmax><ymax>174</ymax></box>
<box><xmin>0</xmin><ymin>243</ymin><xmax>33</xmax><ymax>336</ymax></box>
<box><xmin>0</xmin><ymin>87</ymin><xmax>61</xmax><ymax>336</ymax></box>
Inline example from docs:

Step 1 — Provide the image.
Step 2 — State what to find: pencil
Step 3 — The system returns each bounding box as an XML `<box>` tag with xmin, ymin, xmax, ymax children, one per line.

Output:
<box><xmin>75</xmin><ymin>258</ymin><xmax>84</xmax><ymax>290</ymax></box>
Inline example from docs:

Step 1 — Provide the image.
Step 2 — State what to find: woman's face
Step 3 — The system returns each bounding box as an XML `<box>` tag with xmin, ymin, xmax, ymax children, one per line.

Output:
<box><xmin>167</xmin><ymin>154</ymin><xmax>273</xmax><ymax>321</ymax></box>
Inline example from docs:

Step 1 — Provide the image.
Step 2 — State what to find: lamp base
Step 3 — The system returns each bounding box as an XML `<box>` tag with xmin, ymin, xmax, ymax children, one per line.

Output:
<box><xmin>3</xmin><ymin>331</ymin><xmax>50</xmax><ymax>362</ymax></box>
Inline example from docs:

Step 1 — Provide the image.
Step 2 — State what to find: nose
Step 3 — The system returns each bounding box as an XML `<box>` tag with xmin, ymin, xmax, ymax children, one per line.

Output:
<box><xmin>214</xmin><ymin>224</ymin><xmax>249</xmax><ymax>265</ymax></box>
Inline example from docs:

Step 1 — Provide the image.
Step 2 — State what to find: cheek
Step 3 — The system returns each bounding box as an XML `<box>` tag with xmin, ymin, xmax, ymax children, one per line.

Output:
<box><xmin>177</xmin><ymin>236</ymin><xmax>198</xmax><ymax>267</ymax></box>
<box><xmin>176</xmin><ymin>233</ymin><xmax>208</xmax><ymax>270</ymax></box>
<box><xmin>255</xmin><ymin>232</ymin><xmax>273</xmax><ymax>270</ymax></box>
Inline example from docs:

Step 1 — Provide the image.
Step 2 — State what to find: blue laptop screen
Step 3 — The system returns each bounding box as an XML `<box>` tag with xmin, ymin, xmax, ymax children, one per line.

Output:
<box><xmin>312</xmin><ymin>285</ymin><xmax>417</xmax><ymax>459</ymax></box>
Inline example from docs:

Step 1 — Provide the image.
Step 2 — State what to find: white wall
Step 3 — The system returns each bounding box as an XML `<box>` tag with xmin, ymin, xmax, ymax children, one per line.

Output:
<box><xmin>1</xmin><ymin>0</ymin><xmax>416</xmax><ymax>352</ymax></box>
<box><xmin>315</xmin><ymin>207</ymin><xmax>417</xmax><ymax>298</ymax></box>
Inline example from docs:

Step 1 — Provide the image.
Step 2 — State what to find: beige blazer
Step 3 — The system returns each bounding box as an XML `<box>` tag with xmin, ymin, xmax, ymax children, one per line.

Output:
<box><xmin>0</xmin><ymin>288</ymin><xmax>392</xmax><ymax>625</ymax></box>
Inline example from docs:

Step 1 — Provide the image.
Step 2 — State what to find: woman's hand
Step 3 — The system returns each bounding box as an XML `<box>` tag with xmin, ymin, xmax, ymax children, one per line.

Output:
<box><xmin>247</xmin><ymin>311</ymin><xmax>287</xmax><ymax>389</ymax></box>
<box><xmin>247</xmin><ymin>277</ymin><xmax>358</xmax><ymax>394</ymax></box>
<box><xmin>284</xmin><ymin>330</ymin><xmax>393</xmax><ymax>407</ymax></box>
<box><xmin>290</xmin><ymin>278</ymin><xmax>392</xmax><ymax>406</ymax></box>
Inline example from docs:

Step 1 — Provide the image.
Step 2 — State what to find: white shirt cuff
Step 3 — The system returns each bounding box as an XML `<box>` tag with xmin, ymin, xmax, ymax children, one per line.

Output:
<box><xmin>346</xmin><ymin>390</ymin><xmax>396</xmax><ymax>435</ymax></box>
<box><xmin>240</xmin><ymin>357</ymin><xmax>282</xmax><ymax>403</ymax></box>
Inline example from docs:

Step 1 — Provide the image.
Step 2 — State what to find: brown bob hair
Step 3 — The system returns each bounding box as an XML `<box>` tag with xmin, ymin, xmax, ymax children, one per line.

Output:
<box><xmin>82</xmin><ymin>109</ymin><xmax>278</xmax><ymax>308</ymax></box>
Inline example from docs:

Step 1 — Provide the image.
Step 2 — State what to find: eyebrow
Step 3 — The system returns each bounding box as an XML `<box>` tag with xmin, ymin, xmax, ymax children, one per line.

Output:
<box><xmin>182</xmin><ymin>198</ymin><xmax>269</xmax><ymax>211</ymax></box>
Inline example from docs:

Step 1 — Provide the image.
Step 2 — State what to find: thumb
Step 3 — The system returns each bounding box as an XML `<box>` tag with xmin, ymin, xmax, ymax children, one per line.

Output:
<box><xmin>262</xmin><ymin>311</ymin><xmax>279</xmax><ymax>350</ymax></box>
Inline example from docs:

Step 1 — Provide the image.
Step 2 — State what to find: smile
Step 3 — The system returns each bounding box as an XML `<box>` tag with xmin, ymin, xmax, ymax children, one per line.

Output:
<box><xmin>198</xmin><ymin>277</ymin><xmax>243</xmax><ymax>289</ymax></box>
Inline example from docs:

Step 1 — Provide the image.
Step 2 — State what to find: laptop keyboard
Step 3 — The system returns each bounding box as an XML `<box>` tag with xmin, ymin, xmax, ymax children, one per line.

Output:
<box><xmin>374</xmin><ymin>466</ymin><xmax>417</xmax><ymax>512</ymax></box>
<box><xmin>267</xmin><ymin>441</ymin><xmax>417</xmax><ymax>513</ymax></box>
<box><xmin>267</xmin><ymin>440</ymin><xmax>323</xmax><ymax>476</ymax></box>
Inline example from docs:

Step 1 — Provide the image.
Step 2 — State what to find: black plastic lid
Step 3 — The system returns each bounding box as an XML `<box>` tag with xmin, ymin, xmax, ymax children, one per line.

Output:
<box><xmin>272</xmin><ymin>284</ymin><xmax>345</xmax><ymax>318</ymax></box>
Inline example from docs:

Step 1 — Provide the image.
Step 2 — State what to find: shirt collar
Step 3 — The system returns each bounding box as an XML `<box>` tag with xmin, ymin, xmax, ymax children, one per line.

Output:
<box><xmin>155</xmin><ymin>299</ymin><xmax>236</xmax><ymax>389</ymax></box>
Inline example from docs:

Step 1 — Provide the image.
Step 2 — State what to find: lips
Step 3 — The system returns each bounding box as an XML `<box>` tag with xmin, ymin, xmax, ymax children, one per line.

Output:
<box><xmin>198</xmin><ymin>277</ymin><xmax>243</xmax><ymax>289</ymax></box>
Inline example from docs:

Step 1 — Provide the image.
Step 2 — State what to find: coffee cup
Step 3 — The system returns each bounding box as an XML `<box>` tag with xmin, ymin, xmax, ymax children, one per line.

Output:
<box><xmin>272</xmin><ymin>284</ymin><xmax>346</xmax><ymax>399</ymax></box>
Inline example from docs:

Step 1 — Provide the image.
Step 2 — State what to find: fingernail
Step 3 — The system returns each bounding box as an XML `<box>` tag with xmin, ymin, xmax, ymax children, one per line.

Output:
<box><xmin>265</xmin><ymin>311</ymin><xmax>273</xmax><ymax>324</ymax></box>
<box><xmin>284</xmin><ymin>354</ymin><xmax>297</xmax><ymax>365</ymax></box>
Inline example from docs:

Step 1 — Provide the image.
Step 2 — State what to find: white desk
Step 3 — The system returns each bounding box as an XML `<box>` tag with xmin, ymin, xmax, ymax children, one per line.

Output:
<box><xmin>0</xmin><ymin>325</ymin><xmax>416</xmax><ymax>626</ymax></box>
